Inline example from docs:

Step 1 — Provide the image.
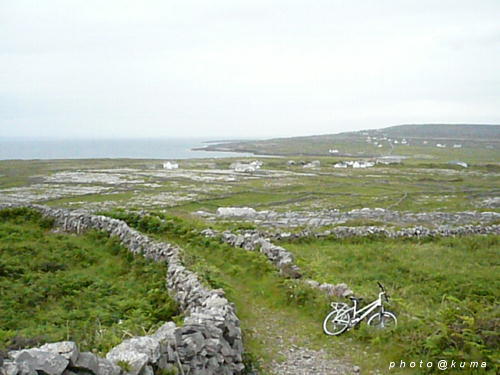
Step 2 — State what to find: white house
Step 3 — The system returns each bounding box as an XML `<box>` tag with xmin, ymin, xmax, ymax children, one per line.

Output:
<box><xmin>453</xmin><ymin>144</ymin><xmax>463</xmax><ymax>148</ymax></box>
<box><xmin>333</xmin><ymin>162</ymin><xmax>348</xmax><ymax>168</ymax></box>
<box><xmin>334</xmin><ymin>160</ymin><xmax>374</xmax><ymax>169</ymax></box>
<box><xmin>250</xmin><ymin>160</ymin><xmax>263</xmax><ymax>168</ymax></box>
<box><xmin>436</xmin><ymin>143</ymin><xmax>447</xmax><ymax>148</ymax></box>
<box><xmin>231</xmin><ymin>161</ymin><xmax>262</xmax><ymax>173</ymax></box>
<box><xmin>352</xmin><ymin>161</ymin><xmax>374</xmax><ymax>168</ymax></box>
<box><xmin>303</xmin><ymin>160</ymin><xmax>321</xmax><ymax>169</ymax></box>
<box><xmin>329</xmin><ymin>149</ymin><xmax>339</xmax><ymax>154</ymax></box>
<box><xmin>163</xmin><ymin>161</ymin><xmax>179</xmax><ymax>170</ymax></box>
<box><xmin>449</xmin><ymin>160</ymin><xmax>468</xmax><ymax>168</ymax></box>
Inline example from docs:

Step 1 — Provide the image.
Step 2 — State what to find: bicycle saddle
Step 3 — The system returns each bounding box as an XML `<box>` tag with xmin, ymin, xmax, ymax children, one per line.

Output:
<box><xmin>349</xmin><ymin>296</ymin><xmax>364</xmax><ymax>302</ymax></box>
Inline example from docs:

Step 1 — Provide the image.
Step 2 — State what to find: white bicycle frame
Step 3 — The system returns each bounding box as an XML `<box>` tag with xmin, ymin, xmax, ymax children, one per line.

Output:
<box><xmin>343</xmin><ymin>292</ymin><xmax>385</xmax><ymax>326</ymax></box>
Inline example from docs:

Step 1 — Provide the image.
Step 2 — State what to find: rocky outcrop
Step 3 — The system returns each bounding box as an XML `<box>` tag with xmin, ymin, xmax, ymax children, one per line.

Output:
<box><xmin>0</xmin><ymin>204</ymin><xmax>244</xmax><ymax>375</ymax></box>
<box><xmin>201</xmin><ymin>207</ymin><xmax>500</xmax><ymax>228</ymax></box>
<box><xmin>216</xmin><ymin>207</ymin><xmax>257</xmax><ymax>218</ymax></box>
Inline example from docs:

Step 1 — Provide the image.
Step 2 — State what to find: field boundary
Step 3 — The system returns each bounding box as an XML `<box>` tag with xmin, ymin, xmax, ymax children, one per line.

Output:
<box><xmin>0</xmin><ymin>204</ymin><xmax>245</xmax><ymax>375</ymax></box>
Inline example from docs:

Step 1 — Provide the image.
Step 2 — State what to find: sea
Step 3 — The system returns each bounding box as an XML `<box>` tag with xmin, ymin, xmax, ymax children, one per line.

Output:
<box><xmin>0</xmin><ymin>138</ymin><xmax>254</xmax><ymax>160</ymax></box>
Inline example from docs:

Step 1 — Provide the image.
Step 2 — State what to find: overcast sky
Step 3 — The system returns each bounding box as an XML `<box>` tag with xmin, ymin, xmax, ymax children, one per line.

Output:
<box><xmin>1</xmin><ymin>0</ymin><xmax>499</xmax><ymax>139</ymax></box>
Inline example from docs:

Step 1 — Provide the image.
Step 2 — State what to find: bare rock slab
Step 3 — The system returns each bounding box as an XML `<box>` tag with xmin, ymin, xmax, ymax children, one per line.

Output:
<box><xmin>10</xmin><ymin>350</ymin><xmax>68</xmax><ymax>375</ymax></box>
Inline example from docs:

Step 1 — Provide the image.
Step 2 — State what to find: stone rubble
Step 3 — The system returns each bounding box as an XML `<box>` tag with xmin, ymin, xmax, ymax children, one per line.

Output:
<box><xmin>0</xmin><ymin>204</ymin><xmax>245</xmax><ymax>375</ymax></box>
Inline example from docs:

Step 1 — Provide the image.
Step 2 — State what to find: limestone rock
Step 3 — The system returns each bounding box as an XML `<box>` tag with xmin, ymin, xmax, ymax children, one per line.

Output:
<box><xmin>152</xmin><ymin>322</ymin><xmax>176</xmax><ymax>344</ymax></box>
<box><xmin>97</xmin><ymin>358</ymin><xmax>121</xmax><ymax>375</ymax></box>
<box><xmin>138</xmin><ymin>365</ymin><xmax>153</xmax><ymax>375</ymax></box>
<box><xmin>106</xmin><ymin>337</ymin><xmax>161</xmax><ymax>375</ymax></box>
<box><xmin>39</xmin><ymin>342</ymin><xmax>79</xmax><ymax>365</ymax></box>
<box><xmin>10</xmin><ymin>350</ymin><xmax>68</xmax><ymax>375</ymax></box>
<box><xmin>1</xmin><ymin>360</ymin><xmax>20</xmax><ymax>375</ymax></box>
<box><xmin>73</xmin><ymin>352</ymin><xmax>99</xmax><ymax>374</ymax></box>
<box><xmin>106</xmin><ymin>350</ymin><xmax>148</xmax><ymax>375</ymax></box>
<box><xmin>216</xmin><ymin>207</ymin><xmax>256</xmax><ymax>218</ymax></box>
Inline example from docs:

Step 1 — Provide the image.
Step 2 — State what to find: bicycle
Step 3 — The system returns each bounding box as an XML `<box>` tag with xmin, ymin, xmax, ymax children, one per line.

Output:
<box><xmin>323</xmin><ymin>282</ymin><xmax>397</xmax><ymax>336</ymax></box>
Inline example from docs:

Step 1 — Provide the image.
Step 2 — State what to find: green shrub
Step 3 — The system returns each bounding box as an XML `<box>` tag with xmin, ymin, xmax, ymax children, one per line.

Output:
<box><xmin>0</xmin><ymin>208</ymin><xmax>180</xmax><ymax>354</ymax></box>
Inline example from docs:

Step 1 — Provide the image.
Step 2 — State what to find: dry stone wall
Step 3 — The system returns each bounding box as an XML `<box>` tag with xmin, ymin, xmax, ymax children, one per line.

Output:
<box><xmin>200</xmin><ymin>207</ymin><xmax>500</xmax><ymax>228</ymax></box>
<box><xmin>201</xmin><ymin>229</ymin><xmax>353</xmax><ymax>298</ymax></box>
<box><xmin>202</xmin><ymin>221</ymin><xmax>500</xmax><ymax>300</ymax></box>
<box><xmin>0</xmin><ymin>204</ymin><xmax>244</xmax><ymax>375</ymax></box>
<box><xmin>263</xmin><ymin>223</ymin><xmax>500</xmax><ymax>240</ymax></box>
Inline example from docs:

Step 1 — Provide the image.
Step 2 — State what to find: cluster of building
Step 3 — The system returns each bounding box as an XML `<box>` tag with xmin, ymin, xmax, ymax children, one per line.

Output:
<box><xmin>334</xmin><ymin>155</ymin><xmax>405</xmax><ymax>169</ymax></box>
<box><xmin>286</xmin><ymin>160</ymin><xmax>321</xmax><ymax>168</ymax></box>
<box><xmin>436</xmin><ymin>143</ymin><xmax>463</xmax><ymax>148</ymax></box>
<box><xmin>364</xmin><ymin>134</ymin><xmax>407</xmax><ymax>148</ymax></box>
<box><xmin>333</xmin><ymin>160</ymin><xmax>375</xmax><ymax>169</ymax></box>
<box><xmin>163</xmin><ymin>161</ymin><xmax>179</xmax><ymax>169</ymax></box>
<box><xmin>360</xmin><ymin>131</ymin><xmax>467</xmax><ymax>151</ymax></box>
<box><xmin>230</xmin><ymin>160</ymin><xmax>263</xmax><ymax>172</ymax></box>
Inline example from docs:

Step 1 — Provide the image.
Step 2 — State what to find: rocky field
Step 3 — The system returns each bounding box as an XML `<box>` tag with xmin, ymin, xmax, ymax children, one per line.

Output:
<box><xmin>0</xmin><ymin>151</ymin><xmax>499</xmax><ymax>374</ymax></box>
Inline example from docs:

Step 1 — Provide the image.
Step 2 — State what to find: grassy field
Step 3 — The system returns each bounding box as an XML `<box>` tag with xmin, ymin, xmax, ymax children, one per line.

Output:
<box><xmin>202</xmin><ymin>124</ymin><xmax>500</xmax><ymax>159</ymax></box>
<box><xmin>0</xmin><ymin>208</ymin><xmax>179</xmax><ymax>355</ymax></box>
<box><xmin>0</xmin><ymin>129</ymin><xmax>499</xmax><ymax>373</ymax></box>
<box><xmin>282</xmin><ymin>235</ymin><xmax>499</xmax><ymax>371</ymax></box>
<box><xmin>172</xmin><ymin>163</ymin><xmax>500</xmax><ymax>214</ymax></box>
<box><xmin>101</xmin><ymin>211</ymin><xmax>500</xmax><ymax>374</ymax></box>
<box><xmin>1</xmin><ymin>154</ymin><xmax>498</xmax><ymax>215</ymax></box>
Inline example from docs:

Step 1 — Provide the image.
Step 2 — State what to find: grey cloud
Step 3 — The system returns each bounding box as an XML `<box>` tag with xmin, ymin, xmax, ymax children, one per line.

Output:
<box><xmin>0</xmin><ymin>0</ymin><xmax>499</xmax><ymax>138</ymax></box>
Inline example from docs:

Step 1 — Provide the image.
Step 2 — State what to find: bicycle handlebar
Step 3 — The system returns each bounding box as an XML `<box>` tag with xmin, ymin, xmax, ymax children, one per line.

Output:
<box><xmin>377</xmin><ymin>282</ymin><xmax>390</xmax><ymax>302</ymax></box>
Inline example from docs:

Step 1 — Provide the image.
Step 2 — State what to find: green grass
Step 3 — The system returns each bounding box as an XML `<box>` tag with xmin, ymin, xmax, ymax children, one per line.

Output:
<box><xmin>0</xmin><ymin>208</ymin><xmax>179</xmax><ymax>355</ymax></box>
<box><xmin>171</xmin><ymin>165</ymin><xmax>499</xmax><ymax>214</ymax></box>
<box><xmin>104</xmin><ymin>211</ymin><xmax>462</xmax><ymax>374</ymax></box>
<box><xmin>1</xmin><ymin>157</ymin><xmax>498</xmax><ymax>214</ymax></box>
<box><xmin>282</xmin><ymin>235</ymin><xmax>500</xmax><ymax>372</ymax></box>
<box><xmin>202</xmin><ymin>125</ymin><xmax>500</xmax><ymax>162</ymax></box>
<box><xmin>45</xmin><ymin>191</ymin><xmax>135</xmax><ymax>207</ymax></box>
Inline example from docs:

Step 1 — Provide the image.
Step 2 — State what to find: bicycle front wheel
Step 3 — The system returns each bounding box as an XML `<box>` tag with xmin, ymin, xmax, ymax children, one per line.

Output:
<box><xmin>367</xmin><ymin>311</ymin><xmax>397</xmax><ymax>329</ymax></box>
<box><xmin>323</xmin><ymin>309</ymin><xmax>351</xmax><ymax>336</ymax></box>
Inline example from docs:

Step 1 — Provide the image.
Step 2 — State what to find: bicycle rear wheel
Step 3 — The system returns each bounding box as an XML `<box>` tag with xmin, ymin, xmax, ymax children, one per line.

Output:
<box><xmin>367</xmin><ymin>311</ymin><xmax>397</xmax><ymax>329</ymax></box>
<box><xmin>323</xmin><ymin>309</ymin><xmax>351</xmax><ymax>336</ymax></box>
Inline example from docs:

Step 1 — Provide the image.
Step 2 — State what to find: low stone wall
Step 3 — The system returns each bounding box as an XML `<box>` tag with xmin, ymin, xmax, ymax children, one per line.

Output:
<box><xmin>202</xmin><ymin>222</ymin><xmax>500</xmax><ymax>300</ymax></box>
<box><xmin>201</xmin><ymin>229</ymin><xmax>353</xmax><ymax>298</ymax></box>
<box><xmin>198</xmin><ymin>207</ymin><xmax>500</xmax><ymax>228</ymax></box>
<box><xmin>264</xmin><ymin>223</ymin><xmax>500</xmax><ymax>241</ymax></box>
<box><xmin>0</xmin><ymin>204</ymin><xmax>244</xmax><ymax>375</ymax></box>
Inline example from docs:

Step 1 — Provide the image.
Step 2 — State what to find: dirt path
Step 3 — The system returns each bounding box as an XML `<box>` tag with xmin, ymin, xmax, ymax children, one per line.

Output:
<box><xmin>247</xmin><ymin>305</ymin><xmax>360</xmax><ymax>375</ymax></box>
<box><xmin>271</xmin><ymin>345</ymin><xmax>359</xmax><ymax>375</ymax></box>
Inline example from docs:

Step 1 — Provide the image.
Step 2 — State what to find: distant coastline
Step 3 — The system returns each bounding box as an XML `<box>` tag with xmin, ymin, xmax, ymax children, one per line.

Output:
<box><xmin>0</xmin><ymin>137</ymin><xmax>255</xmax><ymax>160</ymax></box>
